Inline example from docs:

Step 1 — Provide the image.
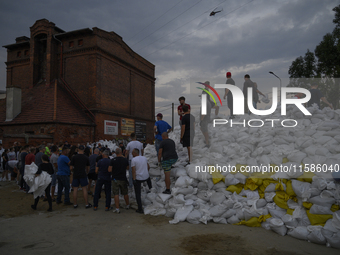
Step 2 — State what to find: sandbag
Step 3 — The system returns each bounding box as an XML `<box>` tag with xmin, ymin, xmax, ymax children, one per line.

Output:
<box><xmin>307</xmin><ymin>229</ymin><xmax>327</xmax><ymax>244</ymax></box>
<box><xmin>186</xmin><ymin>210</ymin><xmax>202</xmax><ymax>224</ymax></box>
<box><xmin>210</xmin><ymin>192</ymin><xmax>226</xmax><ymax>205</ymax></box>
<box><xmin>310</xmin><ymin>204</ymin><xmax>333</xmax><ymax>215</ymax></box>
<box><xmin>287</xmin><ymin>226</ymin><xmax>309</xmax><ymax>240</ymax></box>
<box><xmin>269</xmin><ymin>218</ymin><xmax>287</xmax><ymax>236</ymax></box>
<box><xmin>169</xmin><ymin>205</ymin><xmax>194</xmax><ymax>224</ymax></box>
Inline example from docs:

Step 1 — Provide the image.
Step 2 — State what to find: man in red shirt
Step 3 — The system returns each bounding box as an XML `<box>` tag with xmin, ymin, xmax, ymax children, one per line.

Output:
<box><xmin>25</xmin><ymin>147</ymin><xmax>36</xmax><ymax>165</ymax></box>
<box><xmin>178</xmin><ymin>96</ymin><xmax>191</xmax><ymax>126</ymax></box>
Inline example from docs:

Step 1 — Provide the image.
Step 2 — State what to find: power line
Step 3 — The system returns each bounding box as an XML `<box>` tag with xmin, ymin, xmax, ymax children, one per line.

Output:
<box><xmin>127</xmin><ymin>0</ymin><xmax>184</xmax><ymax>41</ymax></box>
<box><xmin>131</xmin><ymin>0</ymin><xmax>203</xmax><ymax>47</ymax></box>
<box><xmin>156</xmin><ymin>106</ymin><xmax>173</xmax><ymax>113</ymax></box>
<box><xmin>136</xmin><ymin>0</ymin><xmax>229</xmax><ymax>52</ymax></box>
<box><xmin>144</xmin><ymin>0</ymin><xmax>255</xmax><ymax>57</ymax></box>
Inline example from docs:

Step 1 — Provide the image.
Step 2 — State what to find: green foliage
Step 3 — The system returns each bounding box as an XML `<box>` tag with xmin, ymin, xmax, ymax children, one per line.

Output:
<box><xmin>288</xmin><ymin>4</ymin><xmax>340</xmax><ymax>109</ymax></box>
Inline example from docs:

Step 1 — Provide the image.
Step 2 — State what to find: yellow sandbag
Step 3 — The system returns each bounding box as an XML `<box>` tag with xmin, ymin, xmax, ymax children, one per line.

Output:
<box><xmin>258</xmin><ymin>190</ymin><xmax>265</xmax><ymax>199</ymax></box>
<box><xmin>303</xmin><ymin>202</ymin><xmax>313</xmax><ymax>209</ymax></box>
<box><xmin>273</xmin><ymin>191</ymin><xmax>290</xmax><ymax>209</ymax></box>
<box><xmin>258</xmin><ymin>184</ymin><xmax>266</xmax><ymax>193</ymax></box>
<box><xmin>236</xmin><ymin>217</ymin><xmax>262</xmax><ymax>227</ymax></box>
<box><xmin>262</xmin><ymin>179</ymin><xmax>278</xmax><ymax>188</ymax></box>
<box><xmin>286</xmin><ymin>180</ymin><xmax>296</xmax><ymax>197</ymax></box>
<box><xmin>234</xmin><ymin>164</ymin><xmax>249</xmax><ymax>176</ymax></box>
<box><xmin>306</xmin><ymin>210</ymin><xmax>333</xmax><ymax>226</ymax></box>
<box><xmin>287</xmin><ymin>208</ymin><xmax>294</xmax><ymax>215</ymax></box>
<box><xmin>211</xmin><ymin>171</ymin><xmax>225</xmax><ymax>184</ymax></box>
<box><xmin>258</xmin><ymin>214</ymin><xmax>272</xmax><ymax>222</ymax></box>
<box><xmin>275</xmin><ymin>182</ymin><xmax>285</xmax><ymax>191</ymax></box>
<box><xmin>331</xmin><ymin>204</ymin><xmax>340</xmax><ymax>212</ymax></box>
<box><xmin>226</xmin><ymin>183</ymin><xmax>244</xmax><ymax>194</ymax></box>
<box><xmin>296</xmin><ymin>171</ymin><xmax>315</xmax><ymax>183</ymax></box>
<box><xmin>282</xmin><ymin>157</ymin><xmax>289</xmax><ymax>163</ymax></box>
<box><xmin>244</xmin><ymin>177</ymin><xmax>263</xmax><ymax>191</ymax></box>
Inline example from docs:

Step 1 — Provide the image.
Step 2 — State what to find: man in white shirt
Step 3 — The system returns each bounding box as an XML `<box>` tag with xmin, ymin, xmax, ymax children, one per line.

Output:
<box><xmin>125</xmin><ymin>133</ymin><xmax>144</xmax><ymax>189</ymax></box>
<box><xmin>131</xmin><ymin>148</ymin><xmax>151</xmax><ymax>214</ymax></box>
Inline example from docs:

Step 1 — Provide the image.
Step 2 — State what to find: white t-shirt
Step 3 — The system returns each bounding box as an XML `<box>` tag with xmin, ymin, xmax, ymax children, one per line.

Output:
<box><xmin>126</xmin><ymin>140</ymin><xmax>143</xmax><ymax>160</ymax></box>
<box><xmin>131</xmin><ymin>156</ymin><xmax>149</xmax><ymax>181</ymax></box>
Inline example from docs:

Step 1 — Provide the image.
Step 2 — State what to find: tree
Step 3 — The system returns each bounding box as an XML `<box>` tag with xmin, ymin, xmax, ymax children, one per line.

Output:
<box><xmin>288</xmin><ymin>4</ymin><xmax>340</xmax><ymax>109</ymax></box>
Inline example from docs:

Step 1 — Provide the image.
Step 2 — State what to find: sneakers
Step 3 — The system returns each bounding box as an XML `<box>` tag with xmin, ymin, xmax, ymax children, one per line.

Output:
<box><xmin>73</xmin><ymin>204</ymin><xmax>78</xmax><ymax>209</ymax></box>
<box><xmin>114</xmin><ymin>208</ymin><xmax>120</xmax><ymax>214</ymax></box>
<box><xmin>85</xmin><ymin>203</ymin><xmax>92</xmax><ymax>209</ymax></box>
<box><xmin>93</xmin><ymin>207</ymin><xmax>98</xmax><ymax>211</ymax></box>
<box><xmin>105</xmin><ymin>207</ymin><xmax>113</xmax><ymax>211</ymax></box>
<box><xmin>126</xmin><ymin>205</ymin><xmax>130</xmax><ymax>210</ymax></box>
<box><xmin>162</xmin><ymin>190</ymin><xmax>171</xmax><ymax>194</ymax></box>
<box><xmin>135</xmin><ymin>209</ymin><xmax>144</xmax><ymax>214</ymax></box>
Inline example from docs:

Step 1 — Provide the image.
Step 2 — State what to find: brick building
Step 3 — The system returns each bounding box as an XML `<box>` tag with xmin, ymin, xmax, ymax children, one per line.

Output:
<box><xmin>0</xmin><ymin>19</ymin><xmax>155</xmax><ymax>147</ymax></box>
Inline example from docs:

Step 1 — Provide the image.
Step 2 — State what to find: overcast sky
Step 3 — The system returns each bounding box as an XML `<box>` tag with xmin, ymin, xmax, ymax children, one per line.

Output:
<box><xmin>0</xmin><ymin>0</ymin><xmax>338</xmax><ymax>124</ymax></box>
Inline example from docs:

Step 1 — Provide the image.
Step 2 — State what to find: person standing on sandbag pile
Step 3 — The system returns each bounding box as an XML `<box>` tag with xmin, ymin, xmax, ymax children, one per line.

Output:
<box><xmin>154</xmin><ymin>113</ymin><xmax>172</xmax><ymax>155</ymax></box>
<box><xmin>223</xmin><ymin>72</ymin><xmax>236</xmax><ymax>119</ymax></box>
<box><xmin>178</xmin><ymin>96</ymin><xmax>191</xmax><ymax>126</ymax></box>
<box><xmin>131</xmin><ymin>148</ymin><xmax>152</xmax><ymax>214</ymax></box>
<box><xmin>109</xmin><ymin>148</ymin><xmax>130</xmax><ymax>214</ymax></box>
<box><xmin>70</xmin><ymin>145</ymin><xmax>92</xmax><ymax>209</ymax></box>
<box><xmin>180</xmin><ymin>105</ymin><xmax>195</xmax><ymax>165</ymax></box>
<box><xmin>125</xmin><ymin>133</ymin><xmax>144</xmax><ymax>190</ymax></box>
<box><xmin>252</xmin><ymin>82</ymin><xmax>265</xmax><ymax>109</ymax></box>
<box><xmin>31</xmin><ymin>154</ymin><xmax>54</xmax><ymax>212</ymax></box>
<box><xmin>158</xmin><ymin>132</ymin><xmax>178</xmax><ymax>194</ymax></box>
<box><xmin>243</xmin><ymin>74</ymin><xmax>255</xmax><ymax>114</ymax></box>
<box><xmin>307</xmin><ymin>84</ymin><xmax>333</xmax><ymax>109</ymax></box>
<box><xmin>200</xmin><ymin>88</ymin><xmax>211</xmax><ymax>147</ymax></box>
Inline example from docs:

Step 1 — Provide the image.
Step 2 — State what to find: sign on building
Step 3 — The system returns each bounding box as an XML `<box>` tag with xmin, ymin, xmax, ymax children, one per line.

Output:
<box><xmin>121</xmin><ymin>118</ymin><xmax>135</xmax><ymax>136</ymax></box>
<box><xmin>135</xmin><ymin>121</ymin><xmax>147</xmax><ymax>142</ymax></box>
<box><xmin>104</xmin><ymin>120</ymin><xmax>118</xmax><ymax>135</ymax></box>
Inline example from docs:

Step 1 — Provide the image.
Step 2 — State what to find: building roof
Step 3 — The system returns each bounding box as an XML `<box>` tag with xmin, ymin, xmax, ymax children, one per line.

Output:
<box><xmin>0</xmin><ymin>81</ymin><xmax>94</xmax><ymax>126</ymax></box>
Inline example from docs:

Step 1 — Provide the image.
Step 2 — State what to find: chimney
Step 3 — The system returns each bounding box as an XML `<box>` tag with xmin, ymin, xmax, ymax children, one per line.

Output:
<box><xmin>6</xmin><ymin>87</ymin><xmax>21</xmax><ymax>121</ymax></box>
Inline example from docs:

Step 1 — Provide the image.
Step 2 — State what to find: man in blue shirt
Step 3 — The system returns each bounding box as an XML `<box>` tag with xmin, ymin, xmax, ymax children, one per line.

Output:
<box><xmin>154</xmin><ymin>113</ymin><xmax>172</xmax><ymax>155</ymax></box>
<box><xmin>56</xmin><ymin>147</ymin><xmax>72</xmax><ymax>205</ymax></box>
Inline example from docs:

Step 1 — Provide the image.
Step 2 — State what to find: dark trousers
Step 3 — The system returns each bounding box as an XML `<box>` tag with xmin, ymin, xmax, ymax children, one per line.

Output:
<box><xmin>34</xmin><ymin>183</ymin><xmax>52</xmax><ymax>209</ymax></box>
<box><xmin>19</xmin><ymin>168</ymin><xmax>28</xmax><ymax>190</ymax></box>
<box><xmin>134</xmin><ymin>177</ymin><xmax>152</xmax><ymax>211</ymax></box>
<box><xmin>93</xmin><ymin>179</ymin><xmax>111</xmax><ymax>208</ymax></box>
<box><xmin>57</xmin><ymin>175</ymin><xmax>70</xmax><ymax>203</ymax></box>
<box><xmin>227</xmin><ymin>96</ymin><xmax>233</xmax><ymax>117</ymax></box>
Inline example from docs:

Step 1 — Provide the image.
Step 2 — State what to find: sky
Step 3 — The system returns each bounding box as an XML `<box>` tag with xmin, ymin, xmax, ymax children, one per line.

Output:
<box><xmin>0</xmin><ymin>0</ymin><xmax>338</xmax><ymax>125</ymax></box>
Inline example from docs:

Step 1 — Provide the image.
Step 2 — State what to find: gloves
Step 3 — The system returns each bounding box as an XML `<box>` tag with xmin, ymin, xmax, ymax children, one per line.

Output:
<box><xmin>133</xmin><ymin>179</ymin><xmax>137</xmax><ymax>186</ymax></box>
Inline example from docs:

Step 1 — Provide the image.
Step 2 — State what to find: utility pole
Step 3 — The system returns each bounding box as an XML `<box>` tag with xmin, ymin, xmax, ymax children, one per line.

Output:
<box><xmin>172</xmin><ymin>103</ymin><xmax>174</xmax><ymax>131</ymax></box>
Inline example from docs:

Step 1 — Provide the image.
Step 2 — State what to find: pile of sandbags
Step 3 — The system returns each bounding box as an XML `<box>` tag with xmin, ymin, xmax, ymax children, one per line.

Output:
<box><xmin>140</xmin><ymin>105</ymin><xmax>340</xmax><ymax>249</ymax></box>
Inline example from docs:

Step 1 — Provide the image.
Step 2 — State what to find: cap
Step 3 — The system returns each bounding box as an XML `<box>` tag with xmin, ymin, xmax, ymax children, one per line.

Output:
<box><xmin>157</xmin><ymin>113</ymin><xmax>163</xmax><ymax>118</ymax></box>
<box><xmin>78</xmin><ymin>145</ymin><xmax>85</xmax><ymax>150</ymax></box>
<box><xmin>226</xmin><ymin>72</ymin><xmax>231</xmax><ymax>77</ymax></box>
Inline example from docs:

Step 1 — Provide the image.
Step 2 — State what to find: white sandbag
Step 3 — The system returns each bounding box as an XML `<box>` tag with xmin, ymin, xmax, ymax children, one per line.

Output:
<box><xmin>269</xmin><ymin>218</ymin><xmax>287</xmax><ymax>236</ymax></box>
<box><xmin>213</xmin><ymin>217</ymin><xmax>228</xmax><ymax>224</ymax></box>
<box><xmin>261</xmin><ymin>221</ymin><xmax>271</xmax><ymax>230</ymax></box>
<box><xmin>210</xmin><ymin>192</ymin><xmax>226</xmax><ymax>205</ymax></box>
<box><xmin>172</xmin><ymin>186</ymin><xmax>196</xmax><ymax>196</ymax></box>
<box><xmin>234</xmin><ymin>172</ymin><xmax>247</xmax><ymax>184</ymax></box>
<box><xmin>197</xmin><ymin>182</ymin><xmax>208</xmax><ymax>190</ymax></box>
<box><xmin>287</xmin><ymin>151</ymin><xmax>306</xmax><ymax>163</ymax></box>
<box><xmin>165</xmin><ymin>207</ymin><xmax>177</xmax><ymax>218</ymax></box>
<box><xmin>268</xmin><ymin>207</ymin><xmax>287</xmax><ymax>219</ymax></box>
<box><xmin>150</xmin><ymin>208</ymin><xmax>167</xmax><ymax>216</ymax></box>
<box><xmin>287</xmin><ymin>226</ymin><xmax>309</xmax><ymax>240</ymax></box>
<box><xmin>244</xmin><ymin>208</ymin><xmax>262</xmax><ymax>221</ymax></box>
<box><xmin>333</xmin><ymin>211</ymin><xmax>340</xmax><ymax>231</ymax></box>
<box><xmin>281</xmin><ymin>214</ymin><xmax>298</xmax><ymax>228</ymax></box>
<box><xmin>174</xmin><ymin>194</ymin><xmax>186</xmax><ymax>204</ymax></box>
<box><xmin>169</xmin><ymin>205</ymin><xmax>194</xmax><ymax>224</ymax></box>
<box><xmin>311</xmin><ymin>176</ymin><xmax>327</xmax><ymax>191</ymax></box>
<box><xmin>256</xmin><ymin>199</ymin><xmax>267</xmax><ymax>208</ymax></box>
<box><xmin>224</xmin><ymin>174</ymin><xmax>240</xmax><ymax>186</ymax></box>
<box><xmin>156</xmin><ymin>193</ymin><xmax>172</xmax><ymax>203</ymax></box>
<box><xmin>175</xmin><ymin>176</ymin><xmax>193</xmax><ymax>188</ymax></box>
<box><xmin>197</xmin><ymin>190</ymin><xmax>214</xmax><ymax>202</ymax></box>
<box><xmin>291</xmin><ymin>180</ymin><xmax>311</xmax><ymax>200</ymax></box>
<box><xmin>324</xmin><ymin>219</ymin><xmax>338</xmax><ymax>233</ymax></box>
<box><xmin>199</xmin><ymin>209</ymin><xmax>213</xmax><ymax>224</ymax></box>
<box><xmin>209</xmin><ymin>204</ymin><xmax>228</xmax><ymax>217</ymax></box>
<box><xmin>186</xmin><ymin>209</ymin><xmax>202</xmax><ymax>224</ymax></box>
<box><xmin>144</xmin><ymin>204</ymin><xmax>162</xmax><ymax>215</ymax></box>
<box><xmin>310</xmin><ymin>204</ymin><xmax>333</xmax><ymax>215</ymax></box>
<box><xmin>221</xmin><ymin>209</ymin><xmax>236</xmax><ymax>219</ymax></box>
<box><xmin>309</xmin><ymin>196</ymin><xmax>335</xmax><ymax>208</ymax></box>
<box><xmin>321</xmin><ymin>229</ymin><xmax>340</xmax><ymax>249</ymax></box>
<box><xmin>175</xmin><ymin>168</ymin><xmax>188</xmax><ymax>177</ymax></box>
<box><xmin>212</xmin><ymin>182</ymin><xmax>226</xmax><ymax>190</ymax></box>
<box><xmin>307</xmin><ymin>229</ymin><xmax>327</xmax><ymax>244</ymax></box>
<box><xmin>227</xmin><ymin>215</ymin><xmax>240</xmax><ymax>224</ymax></box>
<box><xmin>236</xmin><ymin>208</ymin><xmax>245</xmax><ymax>220</ymax></box>
<box><xmin>265</xmin><ymin>192</ymin><xmax>276</xmax><ymax>202</ymax></box>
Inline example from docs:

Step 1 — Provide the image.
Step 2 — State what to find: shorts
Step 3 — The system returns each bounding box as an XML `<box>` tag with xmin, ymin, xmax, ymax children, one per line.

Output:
<box><xmin>88</xmin><ymin>172</ymin><xmax>98</xmax><ymax>181</ymax></box>
<box><xmin>182</xmin><ymin>135</ymin><xmax>194</xmax><ymax>148</ymax></box>
<box><xmin>161</xmin><ymin>158</ymin><xmax>178</xmax><ymax>172</ymax></box>
<box><xmin>51</xmin><ymin>173</ymin><xmax>57</xmax><ymax>186</ymax></box>
<box><xmin>200</xmin><ymin>120</ymin><xmax>208</xmax><ymax>133</ymax></box>
<box><xmin>112</xmin><ymin>180</ymin><xmax>128</xmax><ymax>196</ymax></box>
<box><xmin>72</xmin><ymin>177</ymin><xmax>89</xmax><ymax>187</ymax></box>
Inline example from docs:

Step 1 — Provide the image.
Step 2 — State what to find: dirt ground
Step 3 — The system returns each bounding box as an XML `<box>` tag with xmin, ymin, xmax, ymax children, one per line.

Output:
<box><xmin>0</xmin><ymin>181</ymin><xmax>339</xmax><ymax>255</ymax></box>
